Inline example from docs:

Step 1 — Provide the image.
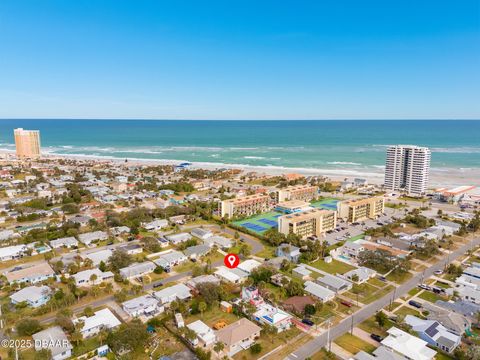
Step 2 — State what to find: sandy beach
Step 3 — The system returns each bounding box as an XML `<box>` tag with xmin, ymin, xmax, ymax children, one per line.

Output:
<box><xmin>2</xmin><ymin>149</ymin><xmax>478</xmax><ymax>190</ymax></box>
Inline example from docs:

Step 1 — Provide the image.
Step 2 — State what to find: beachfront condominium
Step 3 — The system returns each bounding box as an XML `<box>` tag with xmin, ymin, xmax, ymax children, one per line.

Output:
<box><xmin>276</xmin><ymin>184</ymin><xmax>318</xmax><ymax>203</ymax></box>
<box><xmin>220</xmin><ymin>194</ymin><xmax>271</xmax><ymax>218</ymax></box>
<box><xmin>14</xmin><ymin>128</ymin><xmax>41</xmax><ymax>159</ymax></box>
<box><xmin>384</xmin><ymin>145</ymin><xmax>431</xmax><ymax>196</ymax></box>
<box><xmin>278</xmin><ymin>208</ymin><xmax>337</xmax><ymax>239</ymax></box>
<box><xmin>338</xmin><ymin>196</ymin><xmax>384</xmax><ymax>223</ymax></box>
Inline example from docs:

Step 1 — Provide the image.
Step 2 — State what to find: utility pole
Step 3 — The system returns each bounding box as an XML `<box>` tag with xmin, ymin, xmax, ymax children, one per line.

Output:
<box><xmin>350</xmin><ymin>315</ymin><xmax>354</xmax><ymax>335</ymax></box>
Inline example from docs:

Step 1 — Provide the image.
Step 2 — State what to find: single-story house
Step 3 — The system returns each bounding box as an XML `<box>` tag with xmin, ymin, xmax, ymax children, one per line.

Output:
<box><xmin>253</xmin><ymin>303</ymin><xmax>292</xmax><ymax>332</ymax></box>
<box><xmin>83</xmin><ymin>249</ymin><xmax>113</xmax><ymax>266</ymax></box>
<box><xmin>215</xmin><ymin>318</ymin><xmax>261</xmax><ymax>356</ymax></box>
<box><xmin>304</xmin><ymin>281</ymin><xmax>335</xmax><ymax>303</ymax></box>
<box><xmin>214</xmin><ymin>266</ymin><xmax>249</xmax><ymax>284</ymax></box>
<box><xmin>73</xmin><ymin>308</ymin><xmax>121</xmax><ymax>338</ymax></box>
<box><xmin>154</xmin><ymin>250</ymin><xmax>187</xmax><ymax>270</ymax></box>
<box><xmin>165</xmin><ymin>232</ymin><xmax>192</xmax><ymax>245</ymax></box>
<box><xmin>190</xmin><ymin>228</ymin><xmax>213</xmax><ymax>240</ymax></box>
<box><xmin>187</xmin><ymin>320</ymin><xmax>216</xmax><ymax>347</ymax></box>
<box><xmin>118</xmin><ymin>243</ymin><xmax>143</xmax><ymax>255</ymax></box>
<box><xmin>292</xmin><ymin>266</ymin><xmax>312</xmax><ymax>280</ymax></box>
<box><xmin>343</xmin><ymin>267</ymin><xmax>377</xmax><ymax>284</ymax></box>
<box><xmin>203</xmin><ymin>235</ymin><xmax>233</xmax><ymax>249</ymax></box>
<box><xmin>0</xmin><ymin>244</ymin><xmax>27</xmax><ymax>261</ymax></box>
<box><xmin>78</xmin><ymin>231</ymin><xmax>108</xmax><ymax>246</ymax></box>
<box><xmin>10</xmin><ymin>285</ymin><xmax>51</xmax><ymax>308</ymax></box>
<box><xmin>276</xmin><ymin>244</ymin><xmax>301</xmax><ymax>263</ymax></box>
<box><xmin>122</xmin><ymin>295</ymin><xmax>163</xmax><ymax>318</ymax></box>
<box><xmin>143</xmin><ymin>219</ymin><xmax>169</xmax><ymax>231</ymax></box>
<box><xmin>72</xmin><ymin>268</ymin><xmax>114</xmax><ymax>287</ymax></box>
<box><xmin>282</xmin><ymin>296</ymin><xmax>316</xmax><ymax>314</ymax></box>
<box><xmin>32</xmin><ymin>326</ymin><xmax>73</xmax><ymax>360</ymax></box>
<box><xmin>50</xmin><ymin>236</ymin><xmax>78</xmax><ymax>249</ymax></box>
<box><xmin>237</xmin><ymin>259</ymin><xmax>262</xmax><ymax>274</ymax></box>
<box><xmin>119</xmin><ymin>261</ymin><xmax>156</xmax><ymax>279</ymax></box>
<box><xmin>5</xmin><ymin>262</ymin><xmax>56</xmax><ymax>284</ymax></box>
<box><xmin>153</xmin><ymin>283</ymin><xmax>191</xmax><ymax>305</ymax></box>
<box><xmin>405</xmin><ymin>315</ymin><xmax>461</xmax><ymax>354</ymax></box>
<box><xmin>316</xmin><ymin>274</ymin><xmax>352</xmax><ymax>293</ymax></box>
<box><xmin>184</xmin><ymin>244</ymin><xmax>211</xmax><ymax>259</ymax></box>
<box><xmin>186</xmin><ymin>274</ymin><xmax>221</xmax><ymax>290</ymax></box>
<box><xmin>381</xmin><ymin>327</ymin><xmax>436</xmax><ymax>360</ymax></box>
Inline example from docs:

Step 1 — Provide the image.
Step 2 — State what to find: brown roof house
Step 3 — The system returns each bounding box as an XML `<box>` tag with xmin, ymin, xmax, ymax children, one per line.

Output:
<box><xmin>283</xmin><ymin>295</ymin><xmax>316</xmax><ymax>315</ymax></box>
<box><xmin>215</xmin><ymin>318</ymin><xmax>261</xmax><ymax>357</ymax></box>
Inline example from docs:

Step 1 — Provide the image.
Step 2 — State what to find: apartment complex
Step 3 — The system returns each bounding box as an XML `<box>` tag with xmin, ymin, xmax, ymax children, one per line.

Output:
<box><xmin>276</xmin><ymin>184</ymin><xmax>318</xmax><ymax>203</ymax></box>
<box><xmin>384</xmin><ymin>145</ymin><xmax>431</xmax><ymax>196</ymax></box>
<box><xmin>278</xmin><ymin>208</ymin><xmax>336</xmax><ymax>239</ymax></box>
<box><xmin>338</xmin><ymin>196</ymin><xmax>384</xmax><ymax>223</ymax></box>
<box><xmin>14</xmin><ymin>128</ymin><xmax>41</xmax><ymax>159</ymax></box>
<box><xmin>220</xmin><ymin>194</ymin><xmax>271</xmax><ymax>218</ymax></box>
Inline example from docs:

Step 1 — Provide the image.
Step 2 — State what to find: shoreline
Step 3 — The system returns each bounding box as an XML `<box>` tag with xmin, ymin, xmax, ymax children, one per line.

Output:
<box><xmin>1</xmin><ymin>149</ymin><xmax>478</xmax><ymax>189</ymax></box>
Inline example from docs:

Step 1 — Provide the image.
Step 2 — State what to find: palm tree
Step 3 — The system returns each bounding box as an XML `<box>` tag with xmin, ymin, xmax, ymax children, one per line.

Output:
<box><xmin>198</xmin><ymin>301</ymin><xmax>207</xmax><ymax>318</ymax></box>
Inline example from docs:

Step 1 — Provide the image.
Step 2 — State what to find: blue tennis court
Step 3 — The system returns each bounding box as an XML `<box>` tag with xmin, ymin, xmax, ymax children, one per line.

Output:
<box><xmin>259</xmin><ymin>218</ymin><xmax>277</xmax><ymax>227</ymax></box>
<box><xmin>243</xmin><ymin>222</ymin><xmax>266</xmax><ymax>232</ymax></box>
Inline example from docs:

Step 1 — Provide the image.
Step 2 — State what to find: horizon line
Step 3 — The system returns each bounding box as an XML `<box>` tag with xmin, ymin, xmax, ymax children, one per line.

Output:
<box><xmin>1</xmin><ymin>118</ymin><xmax>480</xmax><ymax>121</ymax></box>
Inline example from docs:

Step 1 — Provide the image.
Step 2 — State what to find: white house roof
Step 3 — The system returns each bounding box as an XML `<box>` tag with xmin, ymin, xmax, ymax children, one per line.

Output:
<box><xmin>10</xmin><ymin>285</ymin><xmax>51</xmax><ymax>304</ymax></box>
<box><xmin>119</xmin><ymin>261</ymin><xmax>156</xmax><ymax>278</ymax></box>
<box><xmin>32</xmin><ymin>326</ymin><xmax>73</xmax><ymax>357</ymax></box>
<box><xmin>237</xmin><ymin>259</ymin><xmax>261</xmax><ymax>274</ymax></box>
<box><xmin>84</xmin><ymin>249</ymin><xmax>113</xmax><ymax>265</ymax></box>
<box><xmin>187</xmin><ymin>320</ymin><xmax>216</xmax><ymax>343</ymax></box>
<box><xmin>72</xmin><ymin>268</ymin><xmax>113</xmax><ymax>284</ymax></box>
<box><xmin>76</xmin><ymin>308</ymin><xmax>121</xmax><ymax>333</ymax></box>
<box><xmin>78</xmin><ymin>231</ymin><xmax>108</xmax><ymax>244</ymax></box>
<box><xmin>304</xmin><ymin>281</ymin><xmax>335</xmax><ymax>301</ymax></box>
<box><xmin>381</xmin><ymin>327</ymin><xmax>436</xmax><ymax>360</ymax></box>
<box><xmin>0</xmin><ymin>244</ymin><xmax>27</xmax><ymax>258</ymax></box>
<box><xmin>122</xmin><ymin>295</ymin><xmax>159</xmax><ymax>314</ymax></box>
<box><xmin>50</xmin><ymin>236</ymin><xmax>78</xmax><ymax>247</ymax></box>
<box><xmin>153</xmin><ymin>283</ymin><xmax>191</xmax><ymax>303</ymax></box>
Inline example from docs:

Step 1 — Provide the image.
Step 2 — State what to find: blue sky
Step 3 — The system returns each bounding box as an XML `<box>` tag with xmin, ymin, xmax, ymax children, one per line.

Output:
<box><xmin>0</xmin><ymin>0</ymin><xmax>479</xmax><ymax>119</ymax></box>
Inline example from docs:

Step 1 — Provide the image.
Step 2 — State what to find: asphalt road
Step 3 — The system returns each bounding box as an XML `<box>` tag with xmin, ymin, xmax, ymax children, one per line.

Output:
<box><xmin>287</xmin><ymin>235</ymin><xmax>480</xmax><ymax>360</ymax></box>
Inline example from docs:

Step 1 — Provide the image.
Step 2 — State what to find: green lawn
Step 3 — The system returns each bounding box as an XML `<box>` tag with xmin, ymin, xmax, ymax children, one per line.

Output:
<box><xmin>309</xmin><ymin>258</ymin><xmax>355</xmax><ymax>275</ymax></box>
<box><xmin>334</xmin><ymin>333</ymin><xmax>377</xmax><ymax>354</ymax></box>
<box><xmin>435</xmin><ymin>352</ymin><xmax>455</xmax><ymax>360</ymax></box>
<box><xmin>386</xmin><ymin>270</ymin><xmax>413</xmax><ymax>284</ymax></box>
<box><xmin>408</xmin><ymin>287</ymin><xmax>421</xmax><ymax>297</ymax></box>
<box><xmin>418</xmin><ymin>291</ymin><xmax>444</xmax><ymax>303</ymax></box>
<box><xmin>357</xmin><ymin>316</ymin><xmax>392</xmax><ymax>337</ymax></box>
<box><xmin>344</xmin><ymin>284</ymin><xmax>394</xmax><ymax>305</ymax></box>
<box><xmin>394</xmin><ymin>306</ymin><xmax>423</xmax><ymax>318</ymax></box>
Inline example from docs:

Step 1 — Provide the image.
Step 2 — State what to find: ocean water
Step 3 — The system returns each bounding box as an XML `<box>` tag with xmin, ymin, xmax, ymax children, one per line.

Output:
<box><xmin>0</xmin><ymin>120</ymin><xmax>479</xmax><ymax>173</ymax></box>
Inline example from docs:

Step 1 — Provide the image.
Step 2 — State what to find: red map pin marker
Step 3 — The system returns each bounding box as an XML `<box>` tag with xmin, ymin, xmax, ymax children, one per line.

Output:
<box><xmin>224</xmin><ymin>253</ymin><xmax>240</xmax><ymax>269</ymax></box>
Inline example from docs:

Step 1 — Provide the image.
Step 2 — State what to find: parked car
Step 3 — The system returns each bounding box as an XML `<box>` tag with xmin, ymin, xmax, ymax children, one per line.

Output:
<box><xmin>153</xmin><ymin>282</ymin><xmax>163</xmax><ymax>288</ymax></box>
<box><xmin>434</xmin><ymin>270</ymin><xmax>443</xmax><ymax>275</ymax></box>
<box><xmin>370</xmin><ymin>334</ymin><xmax>383</xmax><ymax>342</ymax></box>
<box><xmin>408</xmin><ymin>300</ymin><xmax>422</xmax><ymax>308</ymax></box>
<box><xmin>302</xmin><ymin>319</ymin><xmax>314</xmax><ymax>326</ymax></box>
<box><xmin>341</xmin><ymin>300</ymin><xmax>353</xmax><ymax>308</ymax></box>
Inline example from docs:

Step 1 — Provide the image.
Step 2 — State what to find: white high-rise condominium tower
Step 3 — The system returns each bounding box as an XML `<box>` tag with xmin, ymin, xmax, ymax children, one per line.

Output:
<box><xmin>384</xmin><ymin>145</ymin><xmax>431</xmax><ymax>196</ymax></box>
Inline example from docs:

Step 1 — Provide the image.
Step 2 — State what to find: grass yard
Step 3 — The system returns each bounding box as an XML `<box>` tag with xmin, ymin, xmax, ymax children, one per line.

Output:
<box><xmin>310</xmin><ymin>258</ymin><xmax>356</xmax><ymax>275</ymax></box>
<box><xmin>188</xmin><ymin>306</ymin><xmax>241</xmax><ymax>329</ymax></box>
<box><xmin>357</xmin><ymin>316</ymin><xmax>392</xmax><ymax>337</ymax></box>
<box><xmin>394</xmin><ymin>306</ymin><xmax>423</xmax><ymax>318</ymax></box>
<box><xmin>408</xmin><ymin>287</ymin><xmax>421</xmax><ymax>297</ymax></box>
<box><xmin>434</xmin><ymin>352</ymin><xmax>455</xmax><ymax>360</ymax></box>
<box><xmin>386</xmin><ymin>270</ymin><xmax>413</xmax><ymax>284</ymax></box>
<box><xmin>344</xmin><ymin>284</ymin><xmax>394</xmax><ymax>305</ymax></box>
<box><xmin>418</xmin><ymin>291</ymin><xmax>445</xmax><ymax>303</ymax></box>
<box><xmin>233</xmin><ymin>327</ymin><xmax>301</xmax><ymax>360</ymax></box>
<box><xmin>334</xmin><ymin>333</ymin><xmax>377</xmax><ymax>354</ymax></box>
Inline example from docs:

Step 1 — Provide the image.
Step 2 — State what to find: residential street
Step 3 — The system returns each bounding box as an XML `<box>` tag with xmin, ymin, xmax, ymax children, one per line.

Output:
<box><xmin>286</xmin><ymin>235</ymin><xmax>480</xmax><ymax>360</ymax></box>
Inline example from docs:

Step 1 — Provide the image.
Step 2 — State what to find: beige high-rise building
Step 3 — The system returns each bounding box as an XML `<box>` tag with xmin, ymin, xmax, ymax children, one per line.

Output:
<box><xmin>220</xmin><ymin>194</ymin><xmax>271</xmax><ymax>218</ymax></box>
<box><xmin>276</xmin><ymin>184</ymin><xmax>318</xmax><ymax>203</ymax></box>
<box><xmin>278</xmin><ymin>208</ymin><xmax>337</xmax><ymax>239</ymax></box>
<box><xmin>14</xmin><ymin>128</ymin><xmax>41</xmax><ymax>159</ymax></box>
<box><xmin>338</xmin><ymin>196</ymin><xmax>384</xmax><ymax>223</ymax></box>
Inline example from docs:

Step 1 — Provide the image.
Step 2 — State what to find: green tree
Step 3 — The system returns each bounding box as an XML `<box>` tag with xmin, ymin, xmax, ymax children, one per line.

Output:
<box><xmin>16</xmin><ymin>318</ymin><xmax>42</xmax><ymax>336</ymax></box>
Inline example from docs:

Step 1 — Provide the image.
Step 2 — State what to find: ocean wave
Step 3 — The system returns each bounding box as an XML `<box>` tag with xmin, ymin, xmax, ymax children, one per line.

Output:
<box><xmin>431</xmin><ymin>147</ymin><xmax>480</xmax><ymax>154</ymax></box>
<box><xmin>243</xmin><ymin>156</ymin><xmax>266</xmax><ymax>160</ymax></box>
<box><xmin>327</xmin><ymin>161</ymin><xmax>362</xmax><ymax>166</ymax></box>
